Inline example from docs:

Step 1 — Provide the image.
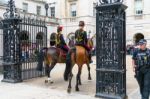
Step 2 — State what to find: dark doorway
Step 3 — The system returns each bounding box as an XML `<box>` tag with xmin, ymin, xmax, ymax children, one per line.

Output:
<box><xmin>36</xmin><ymin>32</ymin><xmax>44</xmax><ymax>46</ymax></box>
<box><xmin>19</xmin><ymin>31</ymin><xmax>29</xmax><ymax>44</ymax></box>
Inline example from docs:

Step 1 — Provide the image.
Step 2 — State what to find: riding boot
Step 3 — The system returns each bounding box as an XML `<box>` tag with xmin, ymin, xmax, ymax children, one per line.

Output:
<box><xmin>66</xmin><ymin>51</ymin><xmax>71</xmax><ymax>61</ymax></box>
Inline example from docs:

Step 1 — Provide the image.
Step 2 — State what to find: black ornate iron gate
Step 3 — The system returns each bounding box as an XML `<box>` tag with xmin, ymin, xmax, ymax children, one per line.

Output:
<box><xmin>0</xmin><ymin>22</ymin><xmax>3</xmax><ymax>72</ymax></box>
<box><xmin>19</xmin><ymin>16</ymin><xmax>47</xmax><ymax>80</ymax></box>
<box><xmin>96</xmin><ymin>1</ymin><xmax>127</xmax><ymax>99</ymax></box>
<box><xmin>2</xmin><ymin>0</ymin><xmax>47</xmax><ymax>83</ymax></box>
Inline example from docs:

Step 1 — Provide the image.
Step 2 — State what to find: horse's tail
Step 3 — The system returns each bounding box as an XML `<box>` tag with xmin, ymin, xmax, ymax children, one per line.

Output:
<box><xmin>64</xmin><ymin>48</ymin><xmax>75</xmax><ymax>81</ymax></box>
<box><xmin>37</xmin><ymin>47</ymin><xmax>47</xmax><ymax>71</ymax></box>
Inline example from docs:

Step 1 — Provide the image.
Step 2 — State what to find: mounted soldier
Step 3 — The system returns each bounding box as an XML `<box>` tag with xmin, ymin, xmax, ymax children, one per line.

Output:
<box><xmin>37</xmin><ymin>26</ymin><xmax>69</xmax><ymax>83</ymax></box>
<box><xmin>64</xmin><ymin>21</ymin><xmax>93</xmax><ymax>92</ymax></box>
<box><xmin>75</xmin><ymin>21</ymin><xmax>92</xmax><ymax>63</ymax></box>
<box><xmin>56</xmin><ymin>26</ymin><xmax>69</xmax><ymax>53</ymax></box>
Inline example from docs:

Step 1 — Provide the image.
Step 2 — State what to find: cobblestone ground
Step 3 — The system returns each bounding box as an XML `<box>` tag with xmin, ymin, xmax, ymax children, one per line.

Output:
<box><xmin>0</xmin><ymin>56</ymin><xmax>149</xmax><ymax>99</ymax></box>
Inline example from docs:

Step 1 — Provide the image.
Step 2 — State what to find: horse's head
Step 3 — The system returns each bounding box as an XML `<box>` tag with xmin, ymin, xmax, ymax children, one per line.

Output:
<box><xmin>50</xmin><ymin>32</ymin><xmax>57</xmax><ymax>46</ymax></box>
<box><xmin>68</xmin><ymin>39</ymin><xmax>75</xmax><ymax>48</ymax></box>
<box><xmin>88</xmin><ymin>34</ymin><xmax>96</xmax><ymax>50</ymax></box>
<box><xmin>67</xmin><ymin>32</ymin><xmax>75</xmax><ymax>48</ymax></box>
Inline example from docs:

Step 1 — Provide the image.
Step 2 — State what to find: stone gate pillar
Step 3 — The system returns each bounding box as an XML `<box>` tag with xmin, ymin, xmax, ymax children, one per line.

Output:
<box><xmin>2</xmin><ymin>0</ymin><xmax>22</xmax><ymax>83</ymax></box>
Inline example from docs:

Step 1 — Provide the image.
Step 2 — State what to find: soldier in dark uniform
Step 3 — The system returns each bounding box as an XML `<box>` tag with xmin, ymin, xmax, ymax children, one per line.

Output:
<box><xmin>75</xmin><ymin>21</ymin><xmax>92</xmax><ymax>63</ymax></box>
<box><xmin>56</xmin><ymin>26</ymin><xmax>69</xmax><ymax>52</ymax></box>
<box><xmin>132</xmin><ymin>39</ymin><xmax>150</xmax><ymax>99</ymax></box>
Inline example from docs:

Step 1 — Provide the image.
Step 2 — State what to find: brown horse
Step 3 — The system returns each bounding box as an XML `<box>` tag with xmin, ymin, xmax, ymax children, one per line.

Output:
<box><xmin>37</xmin><ymin>33</ymin><xmax>67</xmax><ymax>83</ymax></box>
<box><xmin>37</xmin><ymin>33</ymin><xmax>93</xmax><ymax>84</ymax></box>
<box><xmin>64</xmin><ymin>45</ymin><xmax>92</xmax><ymax>93</ymax></box>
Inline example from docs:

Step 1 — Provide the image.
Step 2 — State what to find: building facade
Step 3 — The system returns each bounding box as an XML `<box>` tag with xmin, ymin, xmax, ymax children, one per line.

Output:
<box><xmin>0</xmin><ymin>0</ymin><xmax>61</xmax><ymax>62</ymax></box>
<box><xmin>0</xmin><ymin>0</ymin><xmax>60</xmax><ymax>40</ymax></box>
<box><xmin>126</xmin><ymin>0</ymin><xmax>150</xmax><ymax>45</ymax></box>
<box><xmin>1</xmin><ymin>0</ymin><xmax>150</xmax><ymax>45</ymax></box>
<box><xmin>47</xmin><ymin>0</ymin><xmax>97</xmax><ymax>39</ymax></box>
<box><xmin>48</xmin><ymin>0</ymin><xmax>150</xmax><ymax>45</ymax></box>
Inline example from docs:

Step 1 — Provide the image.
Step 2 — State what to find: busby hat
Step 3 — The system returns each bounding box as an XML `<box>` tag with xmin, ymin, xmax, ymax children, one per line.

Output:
<box><xmin>57</xmin><ymin>26</ymin><xmax>63</xmax><ymax>32</ymax></box>
<box><xmin>79</xmin><ymin>21</ymin><xmax>85</xmax><ymax>26</ymax></box>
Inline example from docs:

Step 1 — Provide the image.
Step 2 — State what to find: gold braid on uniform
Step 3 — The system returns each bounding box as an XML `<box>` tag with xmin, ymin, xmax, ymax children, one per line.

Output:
<box><xmin>56</xmin><ymin>33</ymin><xmax>61</xmax><ymax>45</ymax></box>
<box><xmin>76</xmin><ymin>30</ymin><xmax>84</xmax><ymax>42</ymax></box>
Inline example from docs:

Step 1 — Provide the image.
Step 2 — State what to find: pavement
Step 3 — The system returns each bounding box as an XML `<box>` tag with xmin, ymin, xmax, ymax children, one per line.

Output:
<box><xmin>0</xmin><ymin>56</ymin><xmax>149</xmax><ymax>99</ymax></box>
<box><xmin>0</xmin><ymin>77</ymin><xmax>96</xmax><ymax>99</ymax></box>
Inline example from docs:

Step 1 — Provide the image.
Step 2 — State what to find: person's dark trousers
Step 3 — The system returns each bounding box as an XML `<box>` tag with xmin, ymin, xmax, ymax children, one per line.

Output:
<box><xmin>136</xmin><ymin>69</ymin><xmax>150</xmax><ymax>99</ymax></box>
<box><xmin>136</xmin><ymin>70</ymin><xmax>144</xmax><ymax>94</ymax></box>
<box><xmin>58</xmin><ymin>45</ymin><xmax>69</xmax><ymax>53</ymax></box>
<box><xmin>142</xmin><ymin>70</ymin><xmax>150</xmax><ymax>99</ymax></box>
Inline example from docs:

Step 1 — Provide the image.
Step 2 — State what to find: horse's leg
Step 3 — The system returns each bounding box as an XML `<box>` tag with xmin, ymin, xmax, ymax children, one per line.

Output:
<box><xmin>67</xmin><ymin>52</ymin><xmax>75</xmax><ymax>93</ymax></box>
<box><xmin>67</xmin><ymin>71</ymin><xmax>73</xmax><ymax>93</ymax></box>
<box><xmin>45</xmin><ymin>64</ymin><xmax>50</xmax><ymax>83</ymax></box>
<box><xmin>87</xmin><ymin>63</ymin><xmax>92</xmax><ymax>80</ymax></box>
<box><xmin>76</xmin><ymin>66</ymin><xmax>82</xmax><ymax>91</ymax></box>
<box><xmin>47</xmin><ymin>62</ymin><xmax>56</xmax><ymax>83</ymax></box>
<box><xmin>67</xmin><ymin>62</ymin><xmax>75</xmax><ymax>93</ymax></box>
<box><xmin>78</xmin><ymin>67</ymin><xmax>82</xmax><ymax>85</ymax></box>
<box><xmin>67</xmin><ymin>62</ymin><xmax>74</xmax><ymax>93</ymax></box>
<box><xmin>78</xmin><ymin>76</ymin><xmax>82</xmax><ymax>85</ymax></box>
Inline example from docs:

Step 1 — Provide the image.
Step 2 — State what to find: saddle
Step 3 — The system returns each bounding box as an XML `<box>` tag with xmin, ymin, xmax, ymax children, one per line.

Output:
<box><xmin>48</xmin><ymin>46</ymin><xmax>67</xmax><ymax>59</ymax></box>
<box><xmin>57</xmin><ymin>48</ymin><xmax>67</xmax><ymax>59</ymax></box>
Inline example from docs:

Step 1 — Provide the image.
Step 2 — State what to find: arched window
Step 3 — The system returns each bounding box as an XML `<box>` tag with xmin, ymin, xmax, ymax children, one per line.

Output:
<box><xmin>19</xmin><ymin>31</ymin><xmax>29</xmax><ymax>45</ymax></box>
<box><xmin>36</xmin><ymin>32</ymin><xmax>44</xmax><ymax>45</ymax></box>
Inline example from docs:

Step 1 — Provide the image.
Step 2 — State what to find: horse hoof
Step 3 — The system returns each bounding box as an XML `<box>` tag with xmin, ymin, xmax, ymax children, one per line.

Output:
<box><xmin>47</xmin><ymin>78</ymin><xmax>54</xmax><ymax>84</ymax></box>
<box><xmin>67</xmin><ymin>88</ymin><xmax>71</xmax><ymax>93</ymax></box>
<box><xmin>47</xmin><ymin>80</ymin><xmax>54</xmax><ymax>84</ymax></box>
<box><xmin>50</xmin><ymin>81</ymin><xmax>54</xmax><ymax>84</ymax></box>
<box><xmin>76</xmin><ymin>87</ymin><xmax>79</xmax><ymax>91</ymax></box>
<box><xmin>88</xmin><ymin>77</ymin><xmax>92</xmax><ymax>80</ymax></box>
<box><xmin>45</xmin><ymin>80</ymin><xmax>48</xmax><ymax>83</ymax></box>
